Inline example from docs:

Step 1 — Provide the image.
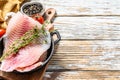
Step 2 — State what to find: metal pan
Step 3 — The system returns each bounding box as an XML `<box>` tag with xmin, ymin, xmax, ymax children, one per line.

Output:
<box><xmin>0</xmin><ymin>8</ymin><xmax>61</xmax><ymax>73</ymax></box>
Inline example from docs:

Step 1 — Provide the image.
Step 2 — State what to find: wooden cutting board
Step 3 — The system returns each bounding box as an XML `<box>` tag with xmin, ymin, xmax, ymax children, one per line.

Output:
<box><xmin>0</xmin><ymin>8</ymin><xmax>56</xmax><ymax>80</ymax></box>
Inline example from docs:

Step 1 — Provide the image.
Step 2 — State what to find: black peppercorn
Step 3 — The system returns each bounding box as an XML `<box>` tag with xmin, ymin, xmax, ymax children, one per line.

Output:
<box><xmin>21</xmin><ymin>2</ymin><xmax>44</xmax><ymax>16</ymax></box>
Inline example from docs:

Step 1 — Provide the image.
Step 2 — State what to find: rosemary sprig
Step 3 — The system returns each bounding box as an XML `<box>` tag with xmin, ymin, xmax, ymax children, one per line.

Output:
<box><xmin>0</xmin><ymin>21</ymin><xmax>49</xmax><ymax>61</ymax></box>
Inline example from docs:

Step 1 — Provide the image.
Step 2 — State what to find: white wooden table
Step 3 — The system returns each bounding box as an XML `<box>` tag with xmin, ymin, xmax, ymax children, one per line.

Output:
<box><xmin>0</xmin><ymin>0</ymin><xmax>120</xmax><ymax>80</ymax></box>
<box><xmin>40</xmin><ymin>0</ymin><xmax>120</xmax><ymax>80</ymax></box>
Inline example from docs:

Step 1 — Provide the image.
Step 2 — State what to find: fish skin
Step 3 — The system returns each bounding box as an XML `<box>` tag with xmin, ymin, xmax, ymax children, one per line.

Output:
<box><xmin>0</xmin><ymin>12</ymin><xmax>51</xmax><ymax>72</ymax></box>
<box><xmin>15</xmin><ymin>51</ymin><xmax>47</xmax><ymax>72</ymax></box>
<box><xmin>5</xmin><ymin>12</ymin><xmax>41</xmax><ymax>48</ymax></box>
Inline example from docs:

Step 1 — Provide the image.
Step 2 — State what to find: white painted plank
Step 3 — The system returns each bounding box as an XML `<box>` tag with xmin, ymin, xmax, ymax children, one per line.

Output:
<box><xmin>32</xmin><ymin>0</ymin><xmax>120</xmax><ymax>16</ymax></box>
<box><xmin>44</xmin><ymin>71</ymin><xmax>120</xmax><ymax>80</ymax></box>
<box><xmin>54</xmin><ymin>17</ymin><xmax>120</xmax><ymax>39</ymax></box>
<box><xmin>48</xmin><ymin>40</ymin><xmax>120</xmax><ymax>70</ymax></box>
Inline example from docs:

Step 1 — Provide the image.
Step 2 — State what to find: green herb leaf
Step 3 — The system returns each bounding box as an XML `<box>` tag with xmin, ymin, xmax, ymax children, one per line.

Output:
<box><xmin>0</xmin><ymin>21</ymin><xmax>50</xmax><ymax>61</ymax></box>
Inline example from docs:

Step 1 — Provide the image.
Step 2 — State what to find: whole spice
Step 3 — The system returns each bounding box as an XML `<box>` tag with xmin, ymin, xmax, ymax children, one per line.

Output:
<box><xmin>22</xmin><ymin>3</ymin><xmax>43</xmax><ymax>16</ymax></box>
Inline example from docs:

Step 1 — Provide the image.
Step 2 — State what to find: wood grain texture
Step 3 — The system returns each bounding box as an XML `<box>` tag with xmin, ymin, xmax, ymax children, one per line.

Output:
<box><xmin>32</xmin><ymin>0</ymin><xmax>120</xmax><ymax>16</ymax></box>
<box><xmin>22</xmin><ymin>0</ymin><xmax>120</xmax><ymax>80</ymax></box>
<box><xmin>44</xmin><ymin>71</ymin><xmax>120</xmax><ymax>80</ymax></box>
<box><xmin>54</xmin><ymin>17</ymin><xmax>120</xmax><ymax>39</ymax></box>
<box><xmin>47</xmin><ymin>40</ymin><xmax>120</xmax><ymax>70</ymax></box>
